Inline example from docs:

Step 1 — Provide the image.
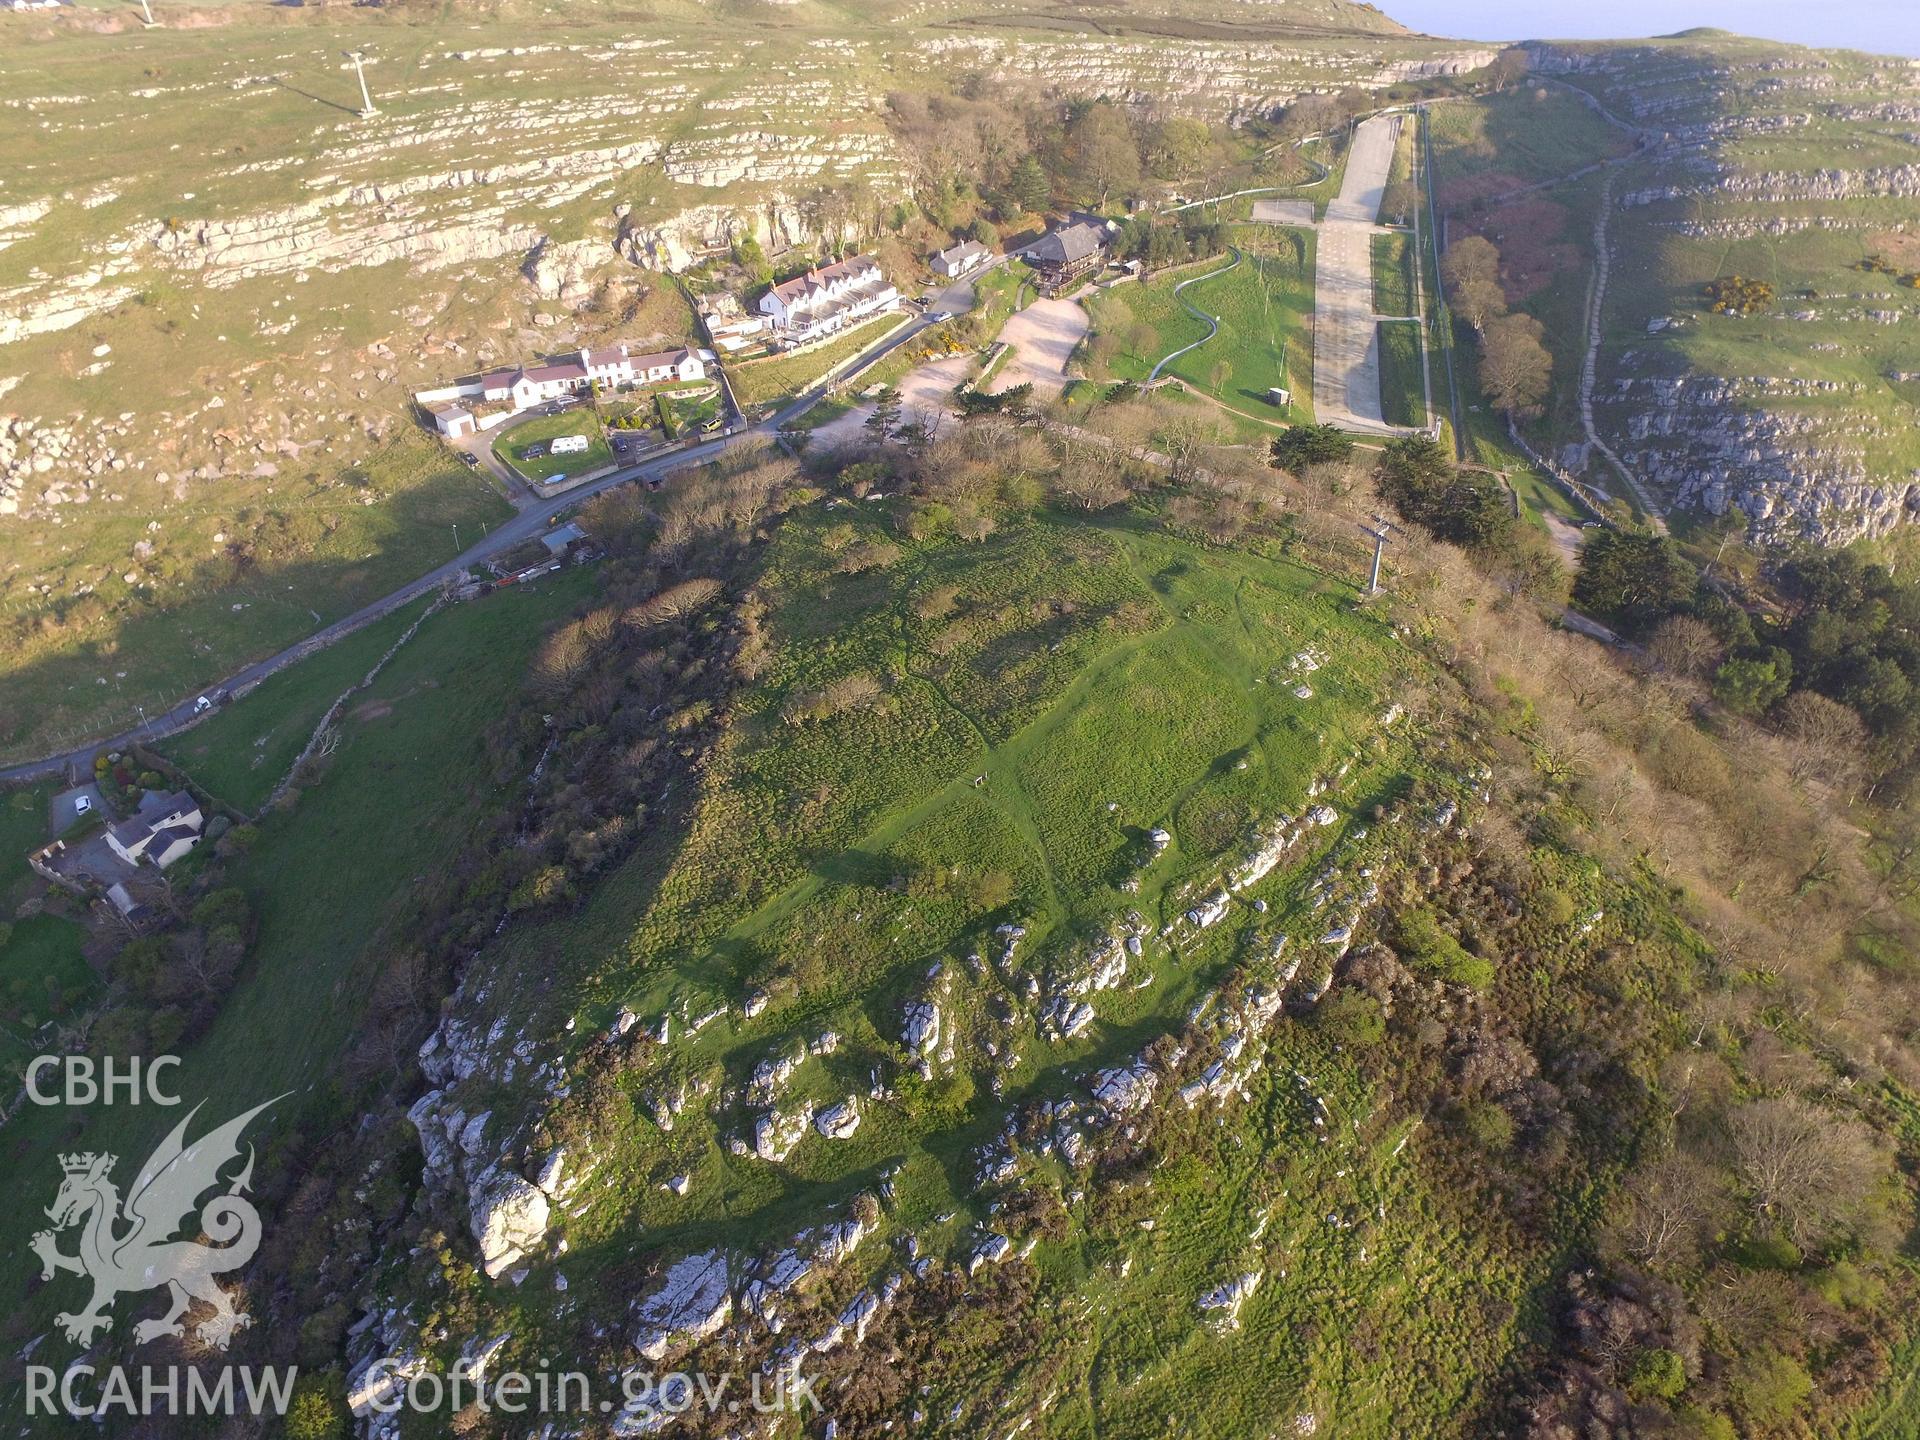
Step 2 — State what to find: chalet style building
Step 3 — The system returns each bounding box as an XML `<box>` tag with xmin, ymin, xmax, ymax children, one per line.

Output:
<box><xmin>105</xmin><ymin>790</ymin><xmax>205</xmax><ymax>870</ymax></box>
<box><xmin>757</xmin><ymin>254</ymin><xmax>900</xmax><ymax>341</ymax></box>
<box><xmin>1025</xmin><ymin>221</ymin><xmax>1110</xmax><ymax>295</ymax></box>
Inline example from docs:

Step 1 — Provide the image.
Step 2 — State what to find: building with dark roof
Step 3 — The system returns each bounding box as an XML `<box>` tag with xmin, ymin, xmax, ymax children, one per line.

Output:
<box><xmin>1024</xmin><ymin>221</ymin><xmax>1110</xmax><ymax>293</ymax></box>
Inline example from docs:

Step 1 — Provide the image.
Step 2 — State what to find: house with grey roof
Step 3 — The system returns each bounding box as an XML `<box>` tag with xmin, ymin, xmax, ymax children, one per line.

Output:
<box><xmin>931</xmin><ymin>239</ymin><xmax>992</xmax><ymax>279</ymax></box>
<box><xmin>106</xmin><ymin>790</ymin><xmax>205</xmax><ymax>870</ymax></box>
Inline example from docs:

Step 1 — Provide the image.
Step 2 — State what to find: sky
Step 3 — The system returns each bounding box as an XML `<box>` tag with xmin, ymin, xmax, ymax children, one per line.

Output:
<box><xmin>1383</xmin><ymin>0</ymin><xmax>1920</xmax><ymax>58</ymax></box>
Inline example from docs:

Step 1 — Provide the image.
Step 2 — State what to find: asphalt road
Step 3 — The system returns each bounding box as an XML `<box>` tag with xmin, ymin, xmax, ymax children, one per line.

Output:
<box><xmin>0</xmin><ymin>306</ymin><xmax>947</xmax><ymax>785</ymax></box>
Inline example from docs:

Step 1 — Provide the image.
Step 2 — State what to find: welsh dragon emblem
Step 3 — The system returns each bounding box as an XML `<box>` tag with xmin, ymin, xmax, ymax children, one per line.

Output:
<box><xmin>31</xmin><ymin>1098</ymin><xmax>279</xmax><ymax>1349</ymax></box>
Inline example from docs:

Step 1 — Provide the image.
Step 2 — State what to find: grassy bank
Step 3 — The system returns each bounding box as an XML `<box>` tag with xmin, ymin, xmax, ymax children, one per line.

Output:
<box><xmin>1377</xmin><ymin>321</ymin><xmax>1426</xmax><ymax>428</ymax></box>
<box><xmin>1086</xmin><ymin>227</ymin><xmax>1315</xmax><ymax>423</ymax></box>
<box><xmin>0</xmin><ymin>569</ymin><xmax>596</xmax><ymax>1313</ymax></box>
<box><xmin>729</xmin><ymin>315</ymin><xmax>905</xmax><ymax>412</ymax></box>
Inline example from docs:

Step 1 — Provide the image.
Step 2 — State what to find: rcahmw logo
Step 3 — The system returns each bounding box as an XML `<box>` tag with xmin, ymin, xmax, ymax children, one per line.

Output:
<box><xmin>24</xmin><ymin>1095</ymin><xmax>298</xmax><ymax>1419</ymax></box>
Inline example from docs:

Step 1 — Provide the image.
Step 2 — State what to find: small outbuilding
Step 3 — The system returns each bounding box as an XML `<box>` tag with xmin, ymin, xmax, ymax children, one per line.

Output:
<box><xmin>427</xmin><ymin>403</ymin><xmax>477</xmax><ymax>439</ymax></box>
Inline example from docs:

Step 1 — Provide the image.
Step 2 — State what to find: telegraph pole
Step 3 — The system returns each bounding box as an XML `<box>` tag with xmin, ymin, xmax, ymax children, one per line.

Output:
<box><xmin>345</xmin><ymin>50</ymin><xmax>378</xmax><ymax>119</ymax></box>
<box><xmin>137</xmin><ymin>0</ymin><xmax>155</xmax><ymax>26</ymax></box>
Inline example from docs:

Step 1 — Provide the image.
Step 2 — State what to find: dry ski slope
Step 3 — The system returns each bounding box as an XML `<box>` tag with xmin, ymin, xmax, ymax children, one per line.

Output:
<box><xmin>1313</xmin><ymin>112</ymin><xmax>1402</xmax><ymax>433</ymax></box>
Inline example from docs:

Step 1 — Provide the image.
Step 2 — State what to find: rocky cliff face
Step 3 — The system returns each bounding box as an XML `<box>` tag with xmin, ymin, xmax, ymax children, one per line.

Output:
<box><xmin>1612</xmin><ymin>371</ymin><xmax>1920</xmax><ymax>542</ymax></box>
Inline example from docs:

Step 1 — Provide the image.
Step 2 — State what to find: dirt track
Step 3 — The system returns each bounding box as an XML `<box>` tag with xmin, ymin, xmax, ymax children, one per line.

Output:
<box><xmin>808</xmin><ymin>353</ymin><xmax>976</xmax><ymax>450</ymax></box>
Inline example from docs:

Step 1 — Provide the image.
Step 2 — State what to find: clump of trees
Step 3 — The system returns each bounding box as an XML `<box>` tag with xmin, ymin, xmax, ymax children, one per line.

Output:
<box><xmin>1374</xmin><ymin>435</ymin><xmax>1515</xmax><ymax>553</ymax></box>
<box><xmin>1440</xmin><ymin>234</ymin><xmax>1506</xmax><ymax>332</ymax></box>
<box><xmin>94</xmin><ymin>885</ymin><xmax>256</xmax><ymax>1057</ymax></box>
<box><xmin>1702</xmin><ymin>275</ymin><xmax>1775</xmax><ymax>316</ymax></box>
<box><xmin>1108</xmin><ymin>212</ymin><xmax>1228</xmax><ymax>274</ymax></box>
<box><xmin>1438</xmin><ymin>235</ymin><xmax>1552</xmax><ymax>416</ymax></box>
<box><xmin>885</xmin><ymin>84</ymin><xmax>1245</xmax><ymax>226</ymax></box>
<box><xmin>1572</xmin><ymin>533</ymin><xmax>1920</xmax><ymax>782</ymax></box>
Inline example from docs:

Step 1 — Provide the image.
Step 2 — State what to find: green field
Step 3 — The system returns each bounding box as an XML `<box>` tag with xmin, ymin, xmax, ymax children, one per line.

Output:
<box><xmin>0</xmin><ymin>569</ymin><xmax>597</xmax><ymax>1311</ymax></box>
<box><xmin>495</xmin><ymin>410</ymin><xmax>615</xmax><ymax>484</ymax></box>
<box><xmin>420</xmin><ymin>505</ymin><xmax>1561</xmax><ymax>1431</ymax></box>
<box><xmin>729</xmin><ymin>314</ymin><xmax>907</xmax><ymax>413</ymax></box>
<box><xmin>158</xmin><ymin>594</ymin><xmax>437</xmax><ymax>814</ymax></box>
<box><xmin>1087</xmin><ymin>228</ymin><xmax>1315</xmax><ymax>422</ymax></box>
<box><xmin>1425</xmin><ymin>86</ymin><xmax>1632</xmax><ymax>202</ymax></box>
<box><xmin>1378</xmin><ymin>320</ymin><xmax>1427</xmax><ymax>428</ymax></box>
<box><xmin>0</xmin><ymin>786</ymin><xmax>95</xmax><ymax>1076</ymax></box>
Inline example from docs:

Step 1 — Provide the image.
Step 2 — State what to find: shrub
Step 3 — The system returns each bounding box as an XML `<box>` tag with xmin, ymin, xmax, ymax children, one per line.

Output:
<box><xmin>1535</xmin><ymin>887</ymin><xmax>1577</xmax><ymax>928</ymax></box>
<box><xmin>509</xmin><ymin>865</ymin><xmax>575</xmax><ymax>912</ymax></box>
<box><xmin>1701</xmin><ymin>275</ymin><xmax>1774</xmax><ymax>316</ymax></box>
<box><xmin>1312</xmin><ymin>989</ymin><xmax>1384</xmax><ymax>1046</ymax></box>
<box><xmin>1674</xmin><ymin>1407</ymin><xmax>1736</xmax><ymax>1440</ymax></box>
<box><xmin>1712</xmin><ymin>647</ymin><xmax>1793</xmax><ymax>716</ymax></box>
<box><xmin>1626</xmin><ymin>1347</ymin><xmax>1687</xmax><ymax>1402</ymax></box>
<box><xmin>1732</xmin><ymin>1349</ymin><xmax>1811</xmax><ymax>1425</ymax></box>
<box><xmin>1459</xmin><ymin>1098</ymin><xmax>1514</xmax><ymax>1150</ymax></box>
<box><xmin>1270</xmin><ymin>424</ymin><xmax>1355</xmax><ymax>473</ymax></box>
<box><xmin>191</xmin><ymin>887</ymin><xmax>251</xmax><ymax>932</ymax></box>
<box><xmin>284</xmin><ymin>1377</ymin><xmax>348</xmax><ymax>1440</ymax></box>
<box><xmin>838</xmin><ymin>539</ymin><xmax>902</xmax><ymax>574</ymax></box>
<box><xmin>1392</xmin><ymin>908</ymin><xmax>1495</xmax><ymax>988</ymax></box>
<box><xmin>1730</xmin><ymin>1227</ymin><xmax>1801</xmax><ymax>1270</ymax></box>
<box><xmin>1810</xmin><ymin>1259</ymin><xmax>1886</xmax><ymax>1311</ymax></box>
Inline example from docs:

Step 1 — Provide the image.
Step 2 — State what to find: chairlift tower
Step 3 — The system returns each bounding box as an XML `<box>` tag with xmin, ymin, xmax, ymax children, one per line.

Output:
<box><xmin>345</xmin><ymin>50</ymin><xmax>379</xmax><ymax>119</ymax></box>
<box><xmin>1360</xmin><ymin>514</ymin><xmax>1397</xmax><ymax>595</ymax></box>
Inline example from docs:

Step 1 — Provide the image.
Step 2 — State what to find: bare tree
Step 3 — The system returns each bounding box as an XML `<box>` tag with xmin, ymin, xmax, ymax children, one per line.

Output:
<box><xmin>1052</xmin><ymin>456</ymin><xmax>1131</xmax><ymax>511</ymax></box>
<box><xmin>1775</xmin><ymin>690</ymin><xmax>1868</xmax><ymax>793</ymax></box>
<box><xmin>1646</xmin><ymin>615</ymin><xmax>1722</xmax><ymax>680</ymax></box>
<box><xmin>1730</xmin><ymin>1095</ymin><xmax>1884</xmax><ymax>1244</ymax></box>
<box><xmin>1479</xmin><ymin>313</ymin><xmax>1553</xmax><ymax>416</ymax></box>
<box><xmin>1615</xmin><ymin>1151</ymin><xmax>1726</xmax><ymax>1270</ymax></box>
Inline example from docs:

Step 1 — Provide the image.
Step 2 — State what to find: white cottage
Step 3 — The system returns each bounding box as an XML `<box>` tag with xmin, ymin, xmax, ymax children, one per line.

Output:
<box><xmin>758</xmin><ymin>255</ymin><xmax>899</xmax><ymax>341</ymax></box>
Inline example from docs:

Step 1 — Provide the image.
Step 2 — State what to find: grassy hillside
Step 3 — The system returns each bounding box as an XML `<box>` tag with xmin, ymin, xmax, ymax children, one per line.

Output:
<box><xmin>6</xmin><ymin>398</ymin><xmax>1920</xmax><ymax>1434</ymax></box>
<box><xmin>1523</xmin><ymin>38</ymin><xmax>1920</xmax><ymax>541</ymax></box>
<box><xmin>398</xmin><ymin>503</ymin><xmax>1575</xmax><ymax>1435</ymax></box>
<box><xmin>323</xmin><ymin>426</ymin><xmax>1920</xmax><ymax>1437</ymax></box>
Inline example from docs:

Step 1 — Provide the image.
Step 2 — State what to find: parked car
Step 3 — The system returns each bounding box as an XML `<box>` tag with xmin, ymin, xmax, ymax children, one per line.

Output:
<box><xmin>193</xmin><ymin>695</ymin><xmax>214</xmax><ymax>714</ymax></box>
<box><xmin>74</xmin><ymin>795</ymin><xmax>94</xmax><ymax>816</ymax></box>
<box><xmin>459</xmin><ymin>452</ymin><xmax>479</xmax><ymax>468</ymax></box>
<box><xmin>521</xmin><ymin>443</ymin><xmax>547</xmax><ymax>460</ymax></box>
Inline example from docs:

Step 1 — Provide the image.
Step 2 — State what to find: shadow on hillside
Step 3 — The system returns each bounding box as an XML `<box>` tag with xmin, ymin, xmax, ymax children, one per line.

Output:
<box><xmin>3</xmin><ymin>469</ymin><xmax>511</xmax><ymax>767</ymax></box>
